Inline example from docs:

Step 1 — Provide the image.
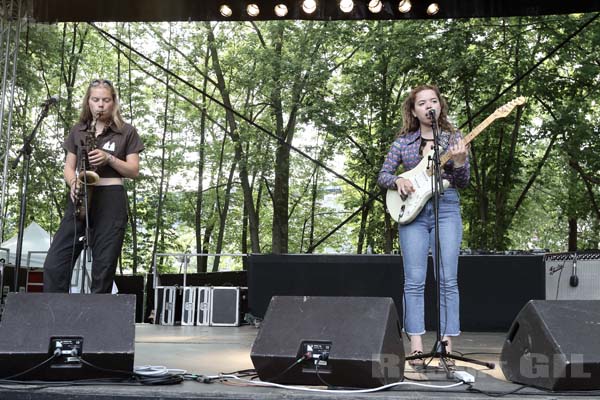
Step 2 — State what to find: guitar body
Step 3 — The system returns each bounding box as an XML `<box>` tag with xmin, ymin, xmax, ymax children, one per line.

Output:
<box><xmin>386</xmin><ymin>147</ymin><xmax>450</xmax><ymax>225</ymax></box>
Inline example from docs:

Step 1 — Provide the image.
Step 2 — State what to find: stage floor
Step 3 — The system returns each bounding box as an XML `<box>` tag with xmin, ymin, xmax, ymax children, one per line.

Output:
<box><xmin>0</xmin><ymin>324</ymin><xmax>594</xmax><ymax>399</ymax></box>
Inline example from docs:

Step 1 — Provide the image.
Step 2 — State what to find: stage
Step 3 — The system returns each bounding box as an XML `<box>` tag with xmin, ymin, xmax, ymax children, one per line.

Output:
<box><xmin>0</xmin><ymin>324</ymin><xmax>594</xmax><ymax>399</ymax></box>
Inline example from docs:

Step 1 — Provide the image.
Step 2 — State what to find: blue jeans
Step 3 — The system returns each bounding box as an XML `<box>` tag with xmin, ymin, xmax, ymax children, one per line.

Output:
<box><xmin>399</xmin><ymin>188</ymin><xmax>462</xmax><ymax>336</ymax></box>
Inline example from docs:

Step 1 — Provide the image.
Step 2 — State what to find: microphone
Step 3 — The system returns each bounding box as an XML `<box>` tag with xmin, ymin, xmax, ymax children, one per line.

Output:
<box><xmin>569</xmin><ymin>253</ymin><xmax>579</xmax><ymax>287</ymax></box>
<box><xmin>40</xmin><ymin>95</ymin><xmax>60</xmax><ymax>107</ymax></box>
<box><xmin>427</xmin><ymin>109</ymin><xmax>436</xmax><ymax>119</ymax></box>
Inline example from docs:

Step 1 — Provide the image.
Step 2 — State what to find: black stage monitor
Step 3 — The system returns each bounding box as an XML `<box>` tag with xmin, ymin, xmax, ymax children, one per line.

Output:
<box><xmin>251</xmin><ymin>296</ymin><xmax>404</xmax><ymax>388</ymax></box>
<box><xmin>0</xmin><ymin>292</ymin><xmax>135</xmax><ymax>381</ymax></box>
<box><xmin>500</xmin><ymin>300</ymin><xmax>600</xmax><ymax>391</ymax></box>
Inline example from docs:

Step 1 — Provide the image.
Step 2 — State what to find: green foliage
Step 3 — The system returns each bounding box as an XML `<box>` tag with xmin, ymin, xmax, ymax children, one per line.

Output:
<box><xmin>2</xmin><ymin>14</ymin><xmax>599</xmax><ymax>273</ymax></box>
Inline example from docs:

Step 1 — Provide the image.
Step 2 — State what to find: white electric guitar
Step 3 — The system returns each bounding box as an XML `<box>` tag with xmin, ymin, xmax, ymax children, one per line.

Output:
<box><xmin>386</xmin><ymin>97</ymin><xmax>526</xmax><ymax>224</ymax></box>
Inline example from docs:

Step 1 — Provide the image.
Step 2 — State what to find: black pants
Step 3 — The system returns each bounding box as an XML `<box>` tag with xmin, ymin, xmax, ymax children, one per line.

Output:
<box><xmin>43</xmin><ymin>186</ymin><xmax>128</xmax><ymax>293</ymax></box>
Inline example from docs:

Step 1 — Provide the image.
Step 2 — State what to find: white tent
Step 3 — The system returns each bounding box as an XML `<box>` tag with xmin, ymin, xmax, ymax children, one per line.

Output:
<box><xmin>0</xmin><ymin>221</ymin><xmax>51</xmax><ymax>268</ymax></box>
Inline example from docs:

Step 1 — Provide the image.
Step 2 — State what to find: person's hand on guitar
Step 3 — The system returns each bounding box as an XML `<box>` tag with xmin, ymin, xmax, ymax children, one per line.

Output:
<box><xmin>448</xmin><ymin>137</ymin><xmax>469</xmax><ymax>168</ymax></box>
<box><xmin>395</xmin><ymin>177</ymin><xmax>414</xmax><ymax>200</ymax></box>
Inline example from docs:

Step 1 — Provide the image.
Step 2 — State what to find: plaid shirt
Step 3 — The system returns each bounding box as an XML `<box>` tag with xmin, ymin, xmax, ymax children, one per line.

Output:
<box><xmin>378</xmin><ymin>129</ymin><xmax>470</xmax><ymax>189</ymax></box>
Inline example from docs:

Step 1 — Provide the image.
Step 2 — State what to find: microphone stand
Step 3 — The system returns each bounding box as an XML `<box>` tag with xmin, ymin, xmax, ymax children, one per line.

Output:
<box><xmin>405</xmin><ymin>110</ymin><xmax>494</xmax><ymax>376</ymax></box>
<box><xmin>10</xmin><ymin>101</ymin><xmax>52</xmax><ymax>292</ymax></box>
<box><xmin>75</xmin><ymin>142</ymin><xmax>92</xmax><ymax>294</ymax></box>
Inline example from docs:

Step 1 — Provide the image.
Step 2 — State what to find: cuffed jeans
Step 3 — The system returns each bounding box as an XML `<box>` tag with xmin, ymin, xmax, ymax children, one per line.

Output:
<box><xmin>43</xmin><ymin>186</ymin><xmax>128</xmax><ymax>293</ymax></box>
<box><xmin>399</xmin><ymin>188</ymin><xmax>462</xmax><ymax>336</ymax></box>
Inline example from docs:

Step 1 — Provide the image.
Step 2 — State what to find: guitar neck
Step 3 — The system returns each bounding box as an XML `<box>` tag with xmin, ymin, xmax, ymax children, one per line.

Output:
<box><xmin>439</xmin><ymin>113</ymin><xmax>498</xmax><ymax>166</ymax></box>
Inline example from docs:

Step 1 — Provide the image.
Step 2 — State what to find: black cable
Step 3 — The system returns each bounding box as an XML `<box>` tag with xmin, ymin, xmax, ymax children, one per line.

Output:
<box><xmin>314</xmin><ymin>361</ymin><xmax>334</xmax><ymax>388</ymax></box>
<box><xmin>219</xmin><ymin>368</ymin><xmax>257</xmax><ymax>376</ymax></box>
<box><xmin>0</xmin><ymin>377</ymin><xmax>133</xmax><ymax>389</ymax></box>
<box><xmin>263</xmin><ymin>354</ymin><xmax>307</xmax><ymax>383</ymax></box>
<box><xmin>0</xmin><ymin>354</ymin><xmax>58</xmax><ymax>381</ymax></box>
<box><xmin>0</xmin><ymin>357</ymin><xmax>181</xmax><ymax>387</ymax></box>
<box><xmin>554</xmin><ymin>260</ymin><xmax>566</xmax><ymax>300</ymax></box>
<box><xmin>78</xmin><ymin>358</ymin><xmax>132</xmax><ymax>377</ymax></box>
<box><xmin>0</xmin><ymin>376</ymin><xmax>183</xmax><ymax>390</ymax></box>
<box><xmin>455</xmin><ymin>351</ymin><xmax>501</xmax><ymax>357</ymax></box>
<box><xmin>466</xmin><ymin>383</ymin><xmax>528</xmax><ymax>397</ymax></box>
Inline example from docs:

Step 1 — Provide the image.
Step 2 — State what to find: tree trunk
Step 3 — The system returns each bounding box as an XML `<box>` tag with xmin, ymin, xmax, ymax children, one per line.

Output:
<box><xmin>206</xmin><ymin>22</ymin><xmax>260</xmax><ymax>253</ymax></box>
<box><xmin>196</xmin><ymin>47</ymin><xmax>210</xmax><ymax>272</ymax></box>
<box><xmin>151</xmin><ymin>25</ymin><xmax>172</xmax><ymax>265</ymax></box>
<box><xmin>568</xmin><ymin>218</ymin><xmax>577</xmax><ymax>251</ymax></box>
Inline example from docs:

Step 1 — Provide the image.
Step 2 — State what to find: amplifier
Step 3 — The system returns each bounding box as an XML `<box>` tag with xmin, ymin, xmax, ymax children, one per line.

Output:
<box><xmin>545</xmin><ymin>252</ymin><xmax>600</xmax><ymax>300</ymax></box>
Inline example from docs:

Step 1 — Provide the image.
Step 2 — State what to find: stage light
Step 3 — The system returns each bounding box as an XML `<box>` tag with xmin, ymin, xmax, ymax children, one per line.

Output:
<box><xmin>368</xmin><ymin>0</ymin><xmax>383</xmax><ymax>13</ymax></box>
<box><xmin>398</xmin><ymin>0</ymin><xmax>412</xmax><ymax>13</ymax></box>
<box><xmin>340</xmin><ymin>0</ymin><xmax>354</xmax><ymax>13</ymax></box>
<box><xmin>302</xmin><ymin>0</ymin><xmax>317</xmax><ymax>14</ymax></box>
<box><xmin>247</xmin><ymin>3</ymin><xmax>260</xmax><ymax>17</ymax></box>
<box><xmin>274</xmin><ymin>4</ymin><xmax>289</xmax><ymax>17</ymax></box>
<box><xmin>426</xmin><ymin>3</ymin><xmax>440</xmax><ymax>15</ymax></box>
<box><xmin>219</xmin><ymin>4</ymin><xmax>233</xmax><ymax>17</ymax></box>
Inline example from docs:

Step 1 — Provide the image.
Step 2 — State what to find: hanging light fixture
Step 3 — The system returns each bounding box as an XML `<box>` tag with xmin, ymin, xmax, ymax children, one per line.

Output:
<box><xmin>426</xmin><ymin>3</ymin><xmax>440</xmax><ymax>15</ymax></box>
<box><xmin>339</xmin><ymin>0</ymin><xmax>354</xmax><ymax>13</ymax></box>
<box><xmin>368</xmin><ymin>0</ymin><xmax>383</xmax><ymax>13</ymax></box>
<box><xmin>219</xmin><ymin>4</ymin><xmax>233</xmax><ymax>17</ymax></box>
<box><xmin>246</xmin><ymin>3</ymin><xmax>260</xmax><ymax>17</ymax></box>
<box><xmin>274</xmin><ymin>4</ymin><xmax>289</xmax><ymax>17</ymax></box>
<box><xmin>398</xmin><ymin>0</ymin><xmax>412</xmax><ymax>13</ymax></box>
<box><xmin>302</xmin><ymin>0</ymin><xmax>317</xmax><ymax>14</ymax></box>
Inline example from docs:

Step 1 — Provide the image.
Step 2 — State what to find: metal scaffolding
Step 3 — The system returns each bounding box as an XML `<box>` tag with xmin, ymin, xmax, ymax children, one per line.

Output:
<box><xmin>0</xmin><ymin>0</ymin><xmax>26</xmax><ymax>242</ymax></box>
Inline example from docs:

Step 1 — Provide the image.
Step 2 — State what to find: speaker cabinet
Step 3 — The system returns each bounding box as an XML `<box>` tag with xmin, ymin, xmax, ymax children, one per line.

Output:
<box><xmin>250</xmin><ymin>296</ymin><xmax>404</xmax><ymax>388</ymax></box>
<box><xmin>0</xmin><ymin>292</ymin><xmax>135</xmax><ymax>381</ymax></box>
<box><xmin>500</xmin><ymin>300</ymin><xmax>600</xmax><ymax>390</ymax></box>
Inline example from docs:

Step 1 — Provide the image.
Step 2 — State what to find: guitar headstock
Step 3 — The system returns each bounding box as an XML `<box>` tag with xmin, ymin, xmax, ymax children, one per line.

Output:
<box><xmin>492</xmin><ymin>96</ymin><xmax>527</xmax><ymax>118</ymax></box>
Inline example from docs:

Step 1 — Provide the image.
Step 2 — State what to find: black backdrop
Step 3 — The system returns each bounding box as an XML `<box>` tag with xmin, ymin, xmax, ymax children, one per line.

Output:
<box><xmin>248</xmin><ymin>254</ymin><xmax>545</xmax><ymax>332</ymax></box>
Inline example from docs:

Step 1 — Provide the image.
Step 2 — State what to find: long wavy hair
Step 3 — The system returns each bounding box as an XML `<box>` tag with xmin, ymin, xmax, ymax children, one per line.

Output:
<box><xmin>78</xmin><ymin>79</ymin><xmax>125</xmax><ymax>130</ymax></box>
<box><xmin>398</xmin><ymin>84</ymin><xmax>455</xmax><ymax>137</ymax></box>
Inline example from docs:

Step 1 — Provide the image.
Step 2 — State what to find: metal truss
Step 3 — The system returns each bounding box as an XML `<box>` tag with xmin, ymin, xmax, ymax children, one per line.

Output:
<box><xmin>0</xmin><ymin>0</ymin><xmax>26</xmax><ymax>242</ymax></box>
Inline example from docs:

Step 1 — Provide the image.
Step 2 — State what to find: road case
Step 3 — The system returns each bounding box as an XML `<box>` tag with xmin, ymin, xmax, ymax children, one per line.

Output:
<box><xmin>181</xmin><ymin>287</ymin><xmax>197</xmax><ymax>326</ymax></box>
<box><xmin>210</xmin><ymin>286</ymin><xmax>241</xmax><ymax>326</ymax></box>
<box><xmin>156</xmin><ymin>286</ymin><xmax>177</xmax><ymax>325</ymax></box>
<box><xmin>196</xmin><ymin>286</ymin><xmax>212</xmax><ymax>326</ymax></box>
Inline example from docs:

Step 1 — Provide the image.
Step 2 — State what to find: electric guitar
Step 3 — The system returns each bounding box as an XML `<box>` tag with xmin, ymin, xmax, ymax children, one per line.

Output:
<box><xmin>386</xmin><ymin>96</ymin><xmax>526</xmax><ymax>224</ymax></box>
